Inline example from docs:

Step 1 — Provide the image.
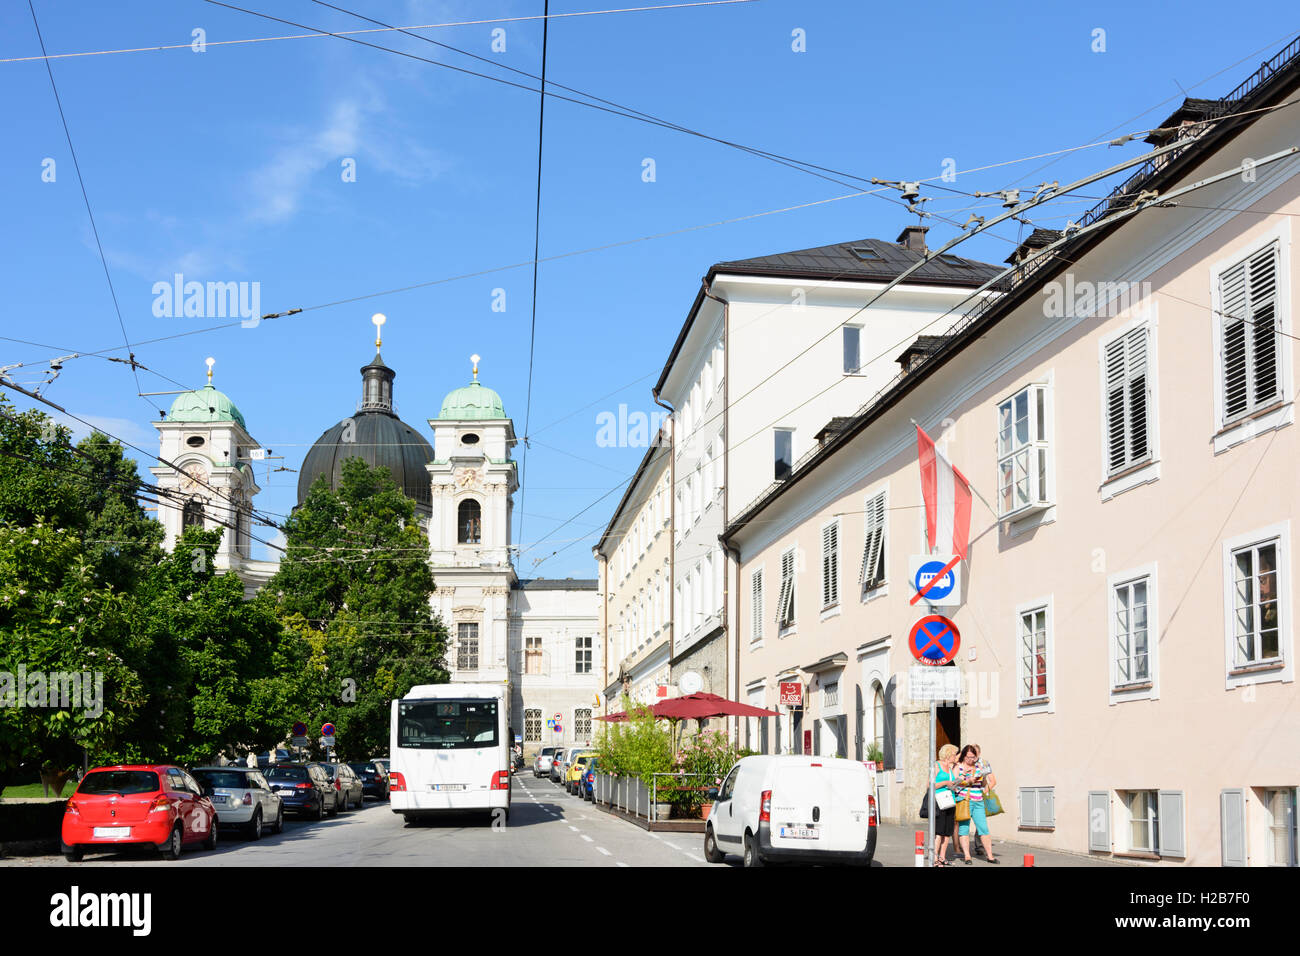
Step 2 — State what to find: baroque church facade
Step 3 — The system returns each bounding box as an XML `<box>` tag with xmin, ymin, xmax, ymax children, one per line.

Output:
<box><xmin>151</xmin><ymin>328</ymin><xmax>600</xmax><ymax>758</ymax></box>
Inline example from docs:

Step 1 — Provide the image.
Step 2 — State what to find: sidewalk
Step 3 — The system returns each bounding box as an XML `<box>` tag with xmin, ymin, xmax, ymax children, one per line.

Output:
<box><xmin>873</xmin><ymin>822</ymin><xmax>1130</xmax><ymax>867</ymax></box>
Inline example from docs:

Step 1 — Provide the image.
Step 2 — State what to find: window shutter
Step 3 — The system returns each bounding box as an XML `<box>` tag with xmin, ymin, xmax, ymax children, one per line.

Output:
<box><xmin>1019</xmin><ymin>788</ymin><xmax>1036</xmax><ymax>827</ymax></box>
<box><xmin>881</xmin><ymin>677</ymin><xmax>898</xmax><ymax>770</ymax></box>
<box><xmin>751</xmin><ymin>571</ymin><xmax>764</xmax><ymax>642</ymax></box>
<box><xmin>860</xmin><ymin>492</ymin><xmax>886</xmax><ymax>593</ymax></box>
<box><xmin>1157</xmin><ymin>790</ymin><xmax>1186</xmax><ymax>858</ymax></box>
<box><xmin>1220</xmin><ymin>789</ymin><xmax>1246</xmax><ymax>867</ymax></box>
<box><xmin>1040</xmin><ymin>788</ymin><xmax>1055</xmax><ymax>827</ymax></box>
<box><xmin>854</xmin><ymin>684</ymin><xmax>864</xmax><ymax>761</ymax></box>
<box><xmin>1088</xmin><ymin>791</ymin><xmax>1110</xmax><ymax>852</ymax></box>
<box><xmin>822</xmin><ymin>523</ymin><xmax>839</xmax><ymax>606</ymax></box>
<box><xmin>812</xmin><ymin>719</ymin><xmax>821</xmax><ymax>757</ymax></box>
<box><xmin>775</xmin><ymin>551</ymin><xmax>793</xmax><ymax>625</ymax></box>
<box><xmin>1221</xmin><ymin>242</ymin><xmax>1282</xmax><ymax>423</ymax></box>
<box><xmin>1102</xmin><ymin>325</ymin><xmax>1151</xmax><ymax>473</ymax></box>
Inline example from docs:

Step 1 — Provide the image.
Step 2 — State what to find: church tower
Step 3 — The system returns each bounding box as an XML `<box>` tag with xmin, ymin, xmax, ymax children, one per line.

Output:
<box><xmin>427</xmin><ymin>355</ymin><xmax>518</xmax><ymax>684</ymax></box>
<box><xmin>151</xmin><ymin>357</ymin><xmax>262</xmax><ymax>576</ymax></box>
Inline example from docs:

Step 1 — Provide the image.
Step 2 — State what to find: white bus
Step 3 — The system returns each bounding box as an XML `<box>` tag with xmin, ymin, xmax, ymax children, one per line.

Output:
<box><xmin>389</xmin><ymin>682</ymin><xmax>511</xmax><ymax>824</ymax></box>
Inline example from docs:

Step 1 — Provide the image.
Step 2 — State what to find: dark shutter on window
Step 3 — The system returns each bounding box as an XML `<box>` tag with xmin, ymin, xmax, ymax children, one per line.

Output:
<box><xmin>854</xmin><ymin>684</ymin><xmax>864</xmax><ymax>761</ymax></box>
<box><xmin>881</xmin><ymin>676</ymin><xmax>898</xmax><ymax>771</ymax></box>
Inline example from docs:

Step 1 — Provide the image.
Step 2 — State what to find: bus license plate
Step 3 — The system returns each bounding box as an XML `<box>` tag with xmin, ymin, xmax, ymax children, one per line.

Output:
<box><xmin>93</xmin><ymin>827</ymin><xmax>131</xmax><ymax>838</ymax></box>
<box><xmin>780</xmin><ymin>826</ymin><xmax>819</xmax><ymax>840</ymax></box>
<box><xmin>431</xmin><ymin>784</ymin><xmax>465</xmax><ymax>791</ymax></box>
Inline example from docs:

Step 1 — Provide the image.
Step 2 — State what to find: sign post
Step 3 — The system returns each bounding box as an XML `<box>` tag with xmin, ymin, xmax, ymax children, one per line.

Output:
<box><xmin>909</xmin><ymin>615</ymin><xmax>962</xmax><ymax>868</ymax></box>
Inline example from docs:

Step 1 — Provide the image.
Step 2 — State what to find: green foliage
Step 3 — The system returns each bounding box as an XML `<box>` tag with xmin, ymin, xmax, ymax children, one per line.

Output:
<box><xmin>265</xmin><ymin>457</ymin><xmax>448</xmax><ymax>758</ymax></box>
<box><xmin>669</xmin><ymin>730</ymin><xmax>750</xmax><ymax>815</ymax></box>
<box><xmin>593</xmin><ymin>696</ymin><xmax>673</xmax><ymax>786</ymax></box>
<box><xmin>866</xmin><ymin>741</ymin><xmax>885</xmax><ymax>765</ymax></box>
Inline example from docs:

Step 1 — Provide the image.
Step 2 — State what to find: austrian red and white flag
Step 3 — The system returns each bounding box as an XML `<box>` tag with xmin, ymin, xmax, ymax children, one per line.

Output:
<box><xmin>916</xmin><ymin>425</ymin><xmax>973</xmax><ymax>560</ymax></box>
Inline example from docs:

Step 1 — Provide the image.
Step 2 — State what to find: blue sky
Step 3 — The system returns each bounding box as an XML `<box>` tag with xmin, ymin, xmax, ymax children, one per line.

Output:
<box><xmin>2</xmin><ymin>0</ymin><xmax>1296</xmax><ymax>574</ymax></box>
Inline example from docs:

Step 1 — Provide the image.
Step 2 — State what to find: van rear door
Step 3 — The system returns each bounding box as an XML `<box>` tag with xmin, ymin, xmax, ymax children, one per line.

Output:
<box><xmin>768</xmin><ymin>761</ymin><xmax>868</xmax><ymax>852</ymax></box>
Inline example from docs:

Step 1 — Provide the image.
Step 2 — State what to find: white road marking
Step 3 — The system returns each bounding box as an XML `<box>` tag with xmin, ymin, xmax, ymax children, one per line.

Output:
<box><xmin>663</xmin><ymin>841</ymin><xmax>682</xmax><ymax>851</ymax></box>
<box><xmin>581</xmin><ymin>834</ymin><xmax>593</xmax><ymax>843</ymax></box>
<box><xmin>597</xmin><ymin>846</ymin><xmax>611</xmax><ymax>856</ymax></box>
<box><xmin>615</xmin><ymin>861</ymin><xmax>629</xmax><ymax>867</ymax></box>
<box><xmin>568</xmin><ymin>825</ymin><xmax>579</xmax><ymax>832</ymax></box>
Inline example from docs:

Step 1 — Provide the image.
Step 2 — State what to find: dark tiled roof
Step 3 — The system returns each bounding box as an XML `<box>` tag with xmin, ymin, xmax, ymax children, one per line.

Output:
<box><xmin>895</xmin><ymin>335</ymin><xmax>951</xmax><ymax>365</ymax></box>
<box><xmin>1145</xmin><ymin>97</ymin><xmax>1221</xmax><ymax>144</ymax></box>
<box><xmin>1004</xmin><ymin>228</ymin><xmax>1064</xmax><ymax>264</ymax></box>
<box><xmin>712</xmin><ymin>237</ymin><xmax>1003</xmax><ymax>288</ymax></box>
<box><xmin>814</xmin><ymin>416</ymin><xmax>856</xmax><ymax>443</ymax></box>
<box><xmin>513</xmin><ymin>578</ymin><xmax>598</xmax><ymax>591</ymax></box>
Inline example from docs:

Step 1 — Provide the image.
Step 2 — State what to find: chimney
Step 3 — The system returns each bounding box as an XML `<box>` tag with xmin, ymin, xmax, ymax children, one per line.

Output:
<box><xmin>896</xmin><ymin>225</ymin><xmax>929</xmax><ymax>255</ymax></box>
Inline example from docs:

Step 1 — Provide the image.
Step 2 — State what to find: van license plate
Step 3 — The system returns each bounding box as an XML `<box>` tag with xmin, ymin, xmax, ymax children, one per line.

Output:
<box><xmin>93</xmin><ymin>827</ymin><xmax>130</xmax><ymax>838</ymax></box>
<box><xmin>431</xmin><ymin>784</ymin><xmax>465</xmax><ymax>791</ymax></box>
<box><xmin>780</xmin><ymin>826</ymin><xmax>819</xmax><ymax>840</ymax></box>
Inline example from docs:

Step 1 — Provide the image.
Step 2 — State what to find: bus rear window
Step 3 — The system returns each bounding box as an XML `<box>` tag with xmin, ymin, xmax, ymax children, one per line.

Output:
<box><xmin>399</xmin><ymin>700</ymin><xmax>499</xmax><ymax>750</ymax></box>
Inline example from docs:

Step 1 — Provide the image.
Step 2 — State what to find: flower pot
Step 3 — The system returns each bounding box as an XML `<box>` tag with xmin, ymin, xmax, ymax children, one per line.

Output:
<box><xmin>699</xmin><ymin>803</ymin><xmax>712</xmax><ymax>821</ymax></box>
<box><xmin>653</xmin><ymin>802</ymin><xmax>673</xmax><ymax>822</ymax></box>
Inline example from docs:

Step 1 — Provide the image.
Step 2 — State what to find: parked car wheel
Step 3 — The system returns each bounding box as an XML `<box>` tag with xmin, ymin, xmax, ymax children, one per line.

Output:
<box><xmin>327</xmin><ymin>795</ymin><xmax>339</xmax><ymax>817</ymax></box>
<box><xmin>312</xmin><ymin>796</ymin><xmax>324</xmax><ymax>821</ymax></box>
<box><xmin>63</xmin><ymin>845</ymin><xmax>83</xmax><ymax>863</ymax></box>
<box><xmin>161</xmin><ymin>825</ymin><xmax>183</xmax><ymax>861</ymax></box>
<box><xmin>247</xmin><ymin>809</ymin><xmax>263</xmax><ymax>840</ymax></box>
<box><xmin>272</xmin><ymin>805</ymin><xmax>284</xmax><ymax>834</ymax></box>
<box><xmin>203</xmin><ymin>817</ymin><xmax>218</xmax><ymax>851</ymax></box>
<box><xmin>743</xmin><ymin>831</ymin><xmax>764</xmax><ymax>868</ymax></box>
<box><xmin>704</xmin><ymin>825</ymin><xmax>725</xmax><ymax>863</ymax></box>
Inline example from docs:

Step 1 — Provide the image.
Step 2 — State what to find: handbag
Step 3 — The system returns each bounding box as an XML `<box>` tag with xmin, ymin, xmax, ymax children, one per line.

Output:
<box><xmin>955</xmin><ymin>797</ymin><xmax>971</xmax><ymax>822</ymax></box>
<box><xmin>919</xmin><ymin>791</ymin><xmax>930</xmax><ymax>819</ymax></box>
<box><xmin>984</xmin><ymin>789</ymin><xmax>1004</xmax><ymax>816</ymax></box>
<box><xmin>935</xmin><ymin>788</ymin><xmax>956</xmax><ymax>811</ymax></box>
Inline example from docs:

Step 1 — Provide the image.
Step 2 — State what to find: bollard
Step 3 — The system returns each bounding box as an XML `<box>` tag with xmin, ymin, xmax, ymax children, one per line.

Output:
<box><xmin>916</xmin><ymin>830</ymin><xmax>926</xmax><ymax>867</ymax></box>
<box><xmin>1023</xmin><ymin>853</ymin><xmax>1035</xmax><ymax>867</ymax></box>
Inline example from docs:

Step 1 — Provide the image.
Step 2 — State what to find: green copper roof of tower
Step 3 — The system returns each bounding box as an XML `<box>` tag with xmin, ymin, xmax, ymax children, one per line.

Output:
<box><xmin>439</xmin><ymin>381</ymin><xmax>506</xmax><ymax>420</ymax></box>
<box><xmin>167</xmin><ymin>384</ymin><xmax>246</xmax><ymax>429</ymax></box>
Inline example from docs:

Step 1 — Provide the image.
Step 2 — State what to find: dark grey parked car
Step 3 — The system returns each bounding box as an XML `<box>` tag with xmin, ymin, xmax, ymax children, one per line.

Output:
<box><xmin>322</xmin><ymin>762</ymin><xmax>364</xmax><ymax>811</ymax></box>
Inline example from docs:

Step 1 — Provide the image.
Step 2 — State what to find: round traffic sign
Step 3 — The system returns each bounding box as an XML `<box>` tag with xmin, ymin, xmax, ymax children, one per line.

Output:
<box><xmin>553</xmin><ymin>713</ymin><xmax>562</xmax><ymax>722</ymax></box>
<box><xmin>908</xmin><ymin>615</ymin><xmax>961</xmax><ymax>666</ymax></box>
<box><xmin>292</xmin><ymin>721</ymin><xmax>307</xmax><ymax>738</ymax></box>
<box><xmin>321</xmin><ymin>722</ymin><xmax>336</xmax><ymax>737</ymax></box>
<box><xmin>913</xmin><ymin>559</ymin><xmax>957</xmax><ymax>602</ymax></box>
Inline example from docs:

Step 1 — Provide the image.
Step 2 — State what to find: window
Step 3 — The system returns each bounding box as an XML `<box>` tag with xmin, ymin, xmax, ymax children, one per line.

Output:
<box><xmin>1231</xmin><ymin>538</ymin><xmax>1281</xmax><ymax>667</ymax></box>
<box><xmin>823</xmin><ymin>681</ymin><xmax>839</xmax><ymax>707</ymax></box>
<box><xmin>1126</xmin><ymin>790</ymin><xmax>1158</xmax><ymax>853</ymax></box>
<box><xmin>843</xmin><ymin>326</ymin><xmax>862</xmax><ymax>374</ymax></box>
<box><xmin>1018</xmin><ymin>604</ymin><xmax>1049</xmax><ymax>702</ymax></box>
<box><xmin>751</xmin><ymin>569</ymin><xmax>764</xmax><ymax>642</ymax></box>
<box><xmin>693</xmin><ymin>562</ymin><xmax>705</xmax><ymax>627</ymax></box>
<box><xmin>997</xmin><ymin>385</ymin><xmax>1051</xmax><ymax>518</ymax></box>
<box><xmin>703</xmin><ymin>360</ymin><xmax>714</xmax><ymax>405</ymax></box>
<box><xmin>871</xmin><ymin>683</ymin><xmax>885</xmax><ymax>756</ymax></box>
<box><xmin>575</xmin><ymin>636</ymin><xmax>592</xmax><ymax>674</ymax></box>
<box><xmin>821</xmin><ymin>520</ymin><xmax>839</xmax><ymax>608</ymax></box>
<box><xmin>774</xmin><ymin>428</ymin><xmax>794</xmax><ymax>481</ymax></box>
<box><xmin>1218</xmin><ymin>240</ymin><xmax>1282</xmax><ymax>425</ymax></box>
<box><xmin>703</xmin><ymin>444</ymin><xmax>714</xmax><ymax>504</ymax></box>
<box><xmin>182</xmin><ymin>498</ymin><xmax>205</xmax><ymax>529</ymax></box>
<box><xmin>574</xmin><ymin>708</ymin><xmax>592</xmax><ymax>740</ymax></box>
<box><xmin>776</xmin><ymin>547</ymin><xmax>796</xmax><ymax>628</ymax></box>
<box><xmin>1019</xmin><ymin>787</ymin><xmax>1056</xmax><ymax>828</ymax></box>
<box><xmin>1111</xmin><ymin>575</ymin><xmax>1151</xmax><ymax>687</ymax></box>
<box><xmin>715</xmin><ymin>435</ymin><xmax>725</xmax><ymax>499</ymax></box>
<box><xmin>1265</xmin><ymin>788</ymin><xmax>1297</xmax><ymax>866</ymax></box>
<box><xmin>859</xmin><ymin>491</ymin><xmax>886</xmax><ymax>595</ymax></box>
<box><xmin>525</xmin><ymin>635</ymin><xmax>543</xmax><ymax>675</ymax></box>
<box><xmin>1103</xmin><ymin>324</ymin><xmax>1152</xmax><ymax>476</ymax></box>
<box><xmin>458</xmin><ymin>499</ymin><xmax>482</xmax><ymax>544</ymax></box>
<box><xmin>693</xmin><ymin>470</ymin><xmax>703</xmax><ymax>523</ymax></box>
<box><xmin>456</xmin><ymin>622</ymin><xmax>479</xmax><ymax>671</ymax></box>
<box><xmin>524</xmin><ymin>708</ymin><xmax>542</xmax><ymax>742</ymax></box>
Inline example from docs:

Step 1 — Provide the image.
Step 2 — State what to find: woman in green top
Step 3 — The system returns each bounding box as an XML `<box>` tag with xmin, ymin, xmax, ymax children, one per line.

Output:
<box><xmin>932</xmin><ymin>744</ymin><xmax>959</xmax><ymax>866</ymax></box>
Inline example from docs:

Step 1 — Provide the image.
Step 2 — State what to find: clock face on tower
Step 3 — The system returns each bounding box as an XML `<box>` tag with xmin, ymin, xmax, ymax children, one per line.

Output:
<box><xmin>455</xmin><ymin>468</ymin><xmax>481</xmax><ymax>491</ymax></box>
<box><xmin>180</xmin><ymin>462</ymin><xmax>208</xmax><ymax>492</ymax></box>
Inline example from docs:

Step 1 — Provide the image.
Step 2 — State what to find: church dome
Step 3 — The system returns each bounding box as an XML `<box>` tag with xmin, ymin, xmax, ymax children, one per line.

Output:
<box><xmin>296</xmin><ymin>348</ymin><xmax>434</xmax><ymax>513</ymax></box>
<box><xmin>168</xmin><ymin>384</ymin><xmax>246</xmax><ymax>429</ymax></box>
<box><xmin>439</xmin><ymin>380</ymin><xmax>506</xmax><ymax>420</ymax></box>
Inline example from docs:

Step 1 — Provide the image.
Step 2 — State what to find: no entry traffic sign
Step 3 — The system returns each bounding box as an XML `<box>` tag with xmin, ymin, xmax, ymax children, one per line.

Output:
<box><xmin>908</xmin><ymin>615</ymin><xmax>961</xmax><ymax>666</ymax></box>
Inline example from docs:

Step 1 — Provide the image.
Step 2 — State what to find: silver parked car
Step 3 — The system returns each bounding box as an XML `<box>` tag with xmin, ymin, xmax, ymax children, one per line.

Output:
<box><xmin>191</xmin><ymin>767</ymin><xmax>284</xmax><ymax>840</ymax></box>
<box><xmin>534</xmin><ymin>746</ymin><xmax>559</xmax><ymax>778</ymax></box>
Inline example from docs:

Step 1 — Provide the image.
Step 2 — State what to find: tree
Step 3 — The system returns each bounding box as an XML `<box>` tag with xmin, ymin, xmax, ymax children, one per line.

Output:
<box><xmin>266</xmin><ymin>457</ymin><xmax>448</xmax><ymax>757</ymax></box>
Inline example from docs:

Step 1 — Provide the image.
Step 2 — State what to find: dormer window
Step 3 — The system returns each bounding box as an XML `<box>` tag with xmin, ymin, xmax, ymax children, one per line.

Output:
<box><xmin>186</xmin><ymin>435</ymin><xmax>205</xmax><ymax>448</ymax></box>
<box><xmin>462</xmin><ymin>433</ymin><xmax>480</xmax><ymax>445</ymax></box>
<box><xmin>458</xmin><ymin>499</ymin><xmax>482</xmax><ymax>544</ymax></box>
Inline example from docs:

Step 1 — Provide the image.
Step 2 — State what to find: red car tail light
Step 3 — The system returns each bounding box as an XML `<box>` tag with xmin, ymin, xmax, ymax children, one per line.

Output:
<box><xmin>295</xmin><ymin>781</ymin><xmax>314</xmax><ymax>789</ymax></box>
<box><xmin>759</xmin><ymin>790</ymin><xmax>772</xmax><ymax>823</ymax></box>
<box><xmin>867</xmin><ymin>794</ymin><xmax>878</xmax><ymax>827</ymax></box>
<box><xmin>390</xmin><ymin>772</ymin><xmax>407</xmax><ymax>793</ymax></box>
<box><xmin>64</xmin><ymin>800</ymin><xmax>79</xmax><ymax>815</ymax></box>
<box><xmin>335</xmin><ymin>779</ymin><xmax>342</xmax><ymax>791</ymax></box>
<box><xmin>490</xmin><ymin>771</ymin><xmax>509</xmax><ymax>791</ymax></box>
<box><xmin>149</xmin><ymin>794</ymin><xmax>170</xmax><ymax>813</ymax></box>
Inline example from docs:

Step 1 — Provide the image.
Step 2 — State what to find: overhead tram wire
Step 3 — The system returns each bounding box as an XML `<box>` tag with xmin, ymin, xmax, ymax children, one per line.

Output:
<box><xmin>0</xmin><ymin>2</ymin><xmax>759</xmax><ymax>65</ymax></box>
<box><xmin>26</xmin><ymin>0</ymin><xmax>149</xmax><ymax>412</ymax></box>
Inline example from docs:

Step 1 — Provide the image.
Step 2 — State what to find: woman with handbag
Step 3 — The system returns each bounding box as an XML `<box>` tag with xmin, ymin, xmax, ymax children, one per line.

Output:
<box><xmin>954</xmin><ymin>744</ymin><xmax>999</xmax><ymax>863</ymax></box>
<box><xmin>931</xmin><ymin>744</ymin><xmax>959</xmax><ymax>866</ymax></box>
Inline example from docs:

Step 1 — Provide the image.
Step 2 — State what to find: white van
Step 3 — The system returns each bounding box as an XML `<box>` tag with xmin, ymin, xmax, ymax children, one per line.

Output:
<box><xmin>703</xmin><ymin>755</ymin><xmax>877</xmax><ymax>867</ymax></box>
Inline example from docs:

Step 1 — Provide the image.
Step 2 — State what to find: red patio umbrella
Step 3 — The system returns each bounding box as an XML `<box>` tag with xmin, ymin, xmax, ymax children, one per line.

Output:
<box><xmin>594</xmin><ymin>711</ymin><xmax>628</xmax><ymax>722</ymax></box>
<box><xmin>652</xmin><ymin>692</ymin><xmax>778</xmax><ymax>720</ymax></box>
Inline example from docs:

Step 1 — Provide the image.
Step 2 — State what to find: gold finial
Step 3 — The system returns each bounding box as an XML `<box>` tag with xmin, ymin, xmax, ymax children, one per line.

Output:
<box><xmin>372</xmin><ymin>312</ymin><xmax>386</xmax><ymax>349</ymax></box>
<box><xmin>471</xmin><ymin>353</ymin><xmax>481</xmax><ymax>382</ymax></box>
<box><xmin>205</xmin><ymin>356</ymin><xmax>215</xmax><ymax>385</ymax></box>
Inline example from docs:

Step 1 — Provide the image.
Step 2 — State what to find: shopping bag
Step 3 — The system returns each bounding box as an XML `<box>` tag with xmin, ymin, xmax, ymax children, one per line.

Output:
<box><xmin>984</xmin><ymin>789</ymin><xmax>1004</xmax><ymax>816</ymax></box>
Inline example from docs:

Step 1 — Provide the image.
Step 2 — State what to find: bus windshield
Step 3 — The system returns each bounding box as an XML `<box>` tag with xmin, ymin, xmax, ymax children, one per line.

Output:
<box><xmin>398</xmin><ymin>699</ymin><xmax>499</xmax><ymax>750</ymax></box>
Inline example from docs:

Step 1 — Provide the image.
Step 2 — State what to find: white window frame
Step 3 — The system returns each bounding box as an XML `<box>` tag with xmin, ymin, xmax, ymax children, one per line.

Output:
<box><xmin>776</xmin><ymin>547</ymin><xmax>796</xmax><ymax>632</ymax></box>
<box><xmin>821</xmin><ymin>518</ymin><xmax>840</xmax><ymax>611</ymax></box>
<box><xmin>456</xmin><ymin>621</ymin><xmax>480</xmax><ymax>672</ymax></box>
<box><xmin>525</xmin><ymin>634</ymin><xmax>543</xmax><ymax>675</ymax></box>
<box><xmin>751</xmin><ymin>567</ymin><xmax>764</xmax><ymax>645</ymax></box>
<box><xmin>774</xmin><ymin>427</ymin><xmax>795</xmax><ymax>481</ymax></box>
<box><xmin>1098</xmin><ymin>309</ymin><xmax>1161</xmax><ymax>500</ymax></box>
<box><xmin>859</xmin><ymin>487</ymin><xmax>888</xmax><ymax>600</ymax></box>
<box><xmin>1107</xmin><ymin>563</ymin><xmax>1159</xmax><ymax>704</ymax></box>
<box><xmin>843</xmin><ymin>324</ymin><xmax>863</xmax><ymax>375</ymax></box>
<box><xmin>1210</xmin><ymin>221</ymin><xmax>1293</xmax><ymax>454</ymax></box>
<box><xmin>1124</xmin><ymin>790</ymin><xmax>1159</xmax><ymax>854</ymax></box>
<box><xmin>1015</xmin><ymin>596</ymin><xmax>1053</xmax><ymax>715</ymax></box>
<box><xmin>1222</xmin><ymin>520</ymin><xmax>1293</xmax><ymax>689</ymax></box>
<box><xmin>524</xmin><ymin>708</ymin><xmax>542</xmax><ymax>743</ymax></box>
<box><xmin>575</xmin><ymin>635</ymin><xmax>592</xmax><ymax>674</ymax></box>
<box><xmin>996</xmin><ymin>381</ymin><xmax>1054</xmax><ymax>524</ymax></box>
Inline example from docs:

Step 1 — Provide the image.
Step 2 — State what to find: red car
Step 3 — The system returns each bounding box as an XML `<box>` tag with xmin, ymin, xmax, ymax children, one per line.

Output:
<box><xmin>62</xmin><ymin>765</ymin><xmax>218</xmax><ymax>862</ymax></box>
